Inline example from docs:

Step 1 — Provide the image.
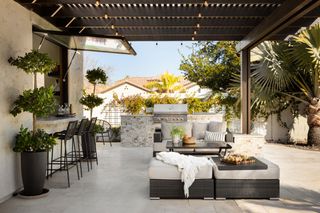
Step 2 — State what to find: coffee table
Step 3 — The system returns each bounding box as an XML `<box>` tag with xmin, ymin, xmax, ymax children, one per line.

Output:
<box><xmin>166</xmin><ymin>141</ymin><xmax>232</xmax><ymax>156</ymax></box>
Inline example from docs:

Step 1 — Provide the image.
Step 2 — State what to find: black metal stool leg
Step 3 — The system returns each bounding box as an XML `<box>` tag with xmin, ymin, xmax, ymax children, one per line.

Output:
<box><xmin>72</xmin><ymin>137</ymin><xmax>80</xmax><ymax>180</ymax></box>
<box><xmin>60</xmin><ymin>139</ymin><xmax>63</xmax><ymax>171</ymax></box>
<box><xmin>64</xmin><ymin>140</ymin><xmax>70</xmax><ymax>187</ymax></box>
<box><xmin>50</xmin><ymin>146</ymin><xmax>54</xmax><ymax>177</ymax></box>
<box><xmin>77</xmin><ymin>135</ymin><xmax>83</xmax><ymax>177</ymax></box>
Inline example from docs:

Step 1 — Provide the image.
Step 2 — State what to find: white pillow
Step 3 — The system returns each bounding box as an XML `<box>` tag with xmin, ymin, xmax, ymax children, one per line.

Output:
<box><xmin>204</xmin><ymin>131</ymin><xmax>226</xmax><ymax>142</ymax></box>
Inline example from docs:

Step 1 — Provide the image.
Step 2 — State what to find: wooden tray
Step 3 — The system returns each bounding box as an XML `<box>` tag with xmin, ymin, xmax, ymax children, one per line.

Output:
<box><xmin>221</xmin><ymin>158</ymin><xmax>256</xmax><ymax>165</ymax></box>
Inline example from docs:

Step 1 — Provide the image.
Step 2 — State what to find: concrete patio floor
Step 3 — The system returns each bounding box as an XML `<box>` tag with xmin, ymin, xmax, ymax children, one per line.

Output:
<box><xmin>0</xmin><ymin>143</ymin><xmax>319</xmax><ymax>213</ymax></box>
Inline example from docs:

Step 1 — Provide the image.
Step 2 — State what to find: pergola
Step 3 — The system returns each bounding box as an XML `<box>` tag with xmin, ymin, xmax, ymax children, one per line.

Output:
<box><xmin>15</xmin><ymin>0</ymin><xmax>320</xmax><ymax>133</ymax></box>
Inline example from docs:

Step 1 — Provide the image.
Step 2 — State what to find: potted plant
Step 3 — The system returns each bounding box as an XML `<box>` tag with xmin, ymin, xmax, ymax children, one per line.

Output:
<box><xmin>80</xmin><ymin>67</ymin><xmax>107</xmax><ymax>119</ymax></box>
<box><xmin>9</xmin><ymin>50</ymin><xmax>57</xmax><ymax>196</ymax></box>
<box><xmin>170</xmin><ymin>126</ymin><xmax>185</xmax><ymax>144</ymax></box>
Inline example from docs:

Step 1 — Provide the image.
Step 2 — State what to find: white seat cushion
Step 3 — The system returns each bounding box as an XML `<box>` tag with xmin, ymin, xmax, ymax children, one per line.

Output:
<box><xmin>148</xmin><ymin>157</ymin><xmax>213</xmax><ymax>180</ymax></box>
<box><xmin>212</xmin><ymin>157</ymin><xmax>279</xmax><ymax>180</ymax></box>
<box><xmin>192</xmin><ymin>122</ymin><xmax>208</xmax><ymax>139</ymax></box>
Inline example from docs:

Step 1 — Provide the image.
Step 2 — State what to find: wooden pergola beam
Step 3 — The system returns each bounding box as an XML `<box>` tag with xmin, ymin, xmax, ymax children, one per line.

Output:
<box><xmin>236</xmin><ymin>0</ymin><xmax>320</xmax><ymax>51</ymax></box>
<box><xmin>35</xmin><ymin>5</ymin><xmax>278</xmax><ymax>18</ymax></box>
<box><xmin>17</xmin><ymin>0</ymin><xmax>285</xmax><ymax>5</ymax></box>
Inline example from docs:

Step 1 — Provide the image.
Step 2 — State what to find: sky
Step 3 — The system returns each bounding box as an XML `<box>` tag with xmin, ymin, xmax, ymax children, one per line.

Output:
<box><xmin>83</xmin><ymin>41</ymin><xmax>196</xmax><ymax>83</ymax></box>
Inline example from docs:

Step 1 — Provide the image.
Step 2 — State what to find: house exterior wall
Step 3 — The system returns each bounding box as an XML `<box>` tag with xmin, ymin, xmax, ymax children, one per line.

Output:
<box><xmin>89</xmin><ymin>83</ymin><xmax>149</xmax><ymax>118</ymax></box>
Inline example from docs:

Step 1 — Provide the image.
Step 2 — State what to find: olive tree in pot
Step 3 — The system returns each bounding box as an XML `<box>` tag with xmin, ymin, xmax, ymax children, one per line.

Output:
<box><xmin>9</xmin><ymin>50</ymin><xmax>57</xmax><ymax>196</ymax></box>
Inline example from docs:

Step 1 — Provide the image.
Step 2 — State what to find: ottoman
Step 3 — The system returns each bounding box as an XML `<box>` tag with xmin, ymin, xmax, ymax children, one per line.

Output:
<box><xmin>148</xmin><ymin>158</ymin><xmax>214</xmax><ymax>199</ymax></box>
<box><xmin>212</xmin><ymin>157</ymin><xmax>280</xmax><ymax>199</ymax></box>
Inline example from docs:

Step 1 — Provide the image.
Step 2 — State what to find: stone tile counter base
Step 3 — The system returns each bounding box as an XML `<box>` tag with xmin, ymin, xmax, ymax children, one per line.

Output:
<box><xmin>121</xmin><ymin>115</ymin><xmax>155</xmax><ymax>147</ymax></box>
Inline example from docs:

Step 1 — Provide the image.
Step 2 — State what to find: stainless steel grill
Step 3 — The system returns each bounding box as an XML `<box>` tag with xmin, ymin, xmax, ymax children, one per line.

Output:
<box><xmin>153</xmin><ymin>104</ymin><xmax>188</xmax><ymax>123</ymax></box>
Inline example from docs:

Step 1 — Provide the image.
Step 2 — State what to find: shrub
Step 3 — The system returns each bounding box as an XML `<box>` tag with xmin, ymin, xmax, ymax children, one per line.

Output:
<box><xmin>79</xmin><ymin>93</ymin><xmax>104</xmax><ymax>111</ymax></box>
<box><xmin>13</xmin><ymin>126</ymin><xmax>56</xmax><ymax>152</ymax></box>
<box><xmin>121</xmin><ymin>95</ymin><xmax>145</xmax><ymax>115</ymax></box>
<box><xmin>145</xmin><ymin>95</ymin><xmax>180</xmax><ymax>107</ymax></box>
<box><xmin>183</xmin><ymin>97</ymin><xmax>213</xmax><ymax>113</ymax></box>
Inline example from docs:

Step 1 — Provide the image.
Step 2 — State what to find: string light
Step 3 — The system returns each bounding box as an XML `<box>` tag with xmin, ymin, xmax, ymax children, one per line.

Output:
<box><xmin>198</xmin><ymin>13</ymin><xmax>202</xmax><ymax>18</ymax></box>
<box><xmin>204</xmin><ymin>1</ymin><xmax>209</xmax><ymax>7</ymax></box>
<box><xmin>197</xmin><ymin>23</ymin><xmax>200</xmax><ymax>28</ymax></box>
<box><xmin>104</xmin><ymin>14</ymin><xmax>108</xmax><ymax>19</ymax></box>
<box><xmin>194</xmin><ymin>31</ymin><xmax>197</xmax><ymax>35</ymax></box>
<box><xmin>95</xmin><ymin>0</ymin><xmax>100</xmax><ymax>6</ymax></box>
<box><xmin>111</xmin><ymin>24</ymin><xmax>115</xmax><ymax>29</ymax></box>
<box><xmin>192</xmin><ymin>37</ymin><xmax>195</xmax><ymax>41</ymax></box>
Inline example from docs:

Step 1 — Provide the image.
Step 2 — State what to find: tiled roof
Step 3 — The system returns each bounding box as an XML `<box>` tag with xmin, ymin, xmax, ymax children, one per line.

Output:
<box><xmin>99</xmin><ymin>75</ymin><xmax>194</xmax><ymax>94</ymax></box>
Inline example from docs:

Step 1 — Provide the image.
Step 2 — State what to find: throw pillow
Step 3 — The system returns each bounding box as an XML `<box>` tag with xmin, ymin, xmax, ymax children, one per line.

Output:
<box><xmin>192</xmin><ymin>122</ymin><xmax>208</xmax><ymax>139</ymax></box>
<box><xmin>208</xmin><ymin>121</ymin><xmax>227</xmax><ymax>132</ymax></box>
<box><xmin>204</xmin><ymin>131</ymin><xmax>226</xmax><ymax>142</ymax></box>
<box><xmin>161</xmin><ymin>122</ymin><xmax>192</xmax><ymax>140</ymax></box>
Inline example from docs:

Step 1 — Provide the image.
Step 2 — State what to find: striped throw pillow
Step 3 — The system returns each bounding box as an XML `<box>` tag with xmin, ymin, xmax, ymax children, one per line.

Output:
<box><xmin>204</xmin><ymin>131</ymin><xmax>226</xmax><ymax>142</ymax></box>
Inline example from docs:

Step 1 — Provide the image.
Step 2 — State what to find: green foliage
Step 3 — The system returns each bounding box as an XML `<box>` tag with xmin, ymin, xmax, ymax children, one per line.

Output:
<box><xmin>170</xmin><ymin>126</ymin><xmax>185</xmax><ymax>137</ymax></box>
<box><xmin>86</xmin><ymin>67</ymin><xmax>108</xmax><ymax>85</ymax></box>
<box><xmin>111</xmin><ymin>127</ymin><xmax>121</xmax><ymax>139</ymax></box>
<box><xmin>180</xmin><ymin>41</ymin><xmax>240</xmax><ymax>92</ymax></box>
<box><xmin>145</xmin><ymin>71</ymin><xmax>184</xmax><ymax>93</ymax></box>
<box><xmin>10</xmin><ymin>86</ymin><xmax>56</xmax><ymax>117</ymax></box>
<box><xmin>80</xmin><ymin>93</ymin><xmax>104</xmax><ymax>110</ymax></box>
<box><xmin>144</xmin><ymin>95</ymin><xmax>180</xmax><ymax>107</ymax></box>
<box><xmin>13</xmin><ymin>126</ymin><xmax>56</xmax><ymax>152</ymax></box>
<box><xmin>8</xmin><ymin>50</ymin><xmax>56</xmax><ymax>75</ymax></box>
<box><xmin>121</xmin><ymin>95</ymin><xmax>145</xmax><ymax>115</ymax></box>
<box><xmin>93</xmin><ymin>124</ymin><xmax>104</xmax><ymax>133</ymax></box>
<box><xmin>182</xmin><ymin>97</ymin><xmax>214</xmax><ymax>113</ymax></box>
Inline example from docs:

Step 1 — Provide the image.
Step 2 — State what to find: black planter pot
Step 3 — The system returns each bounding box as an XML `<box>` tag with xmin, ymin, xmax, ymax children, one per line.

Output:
<box><xmin>20</xmin><ymin>151</ymin><xmax>47</xmax><ymax>196</ymax></box>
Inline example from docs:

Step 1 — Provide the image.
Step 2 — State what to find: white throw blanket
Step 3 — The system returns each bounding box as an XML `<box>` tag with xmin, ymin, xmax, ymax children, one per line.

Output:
<box><xmin>156</xmin><ymin>152</ymin><xmax>213</xmax><ymax>197</ymax></box>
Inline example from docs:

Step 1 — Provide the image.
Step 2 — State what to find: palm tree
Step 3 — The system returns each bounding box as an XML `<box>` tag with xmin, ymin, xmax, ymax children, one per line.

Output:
<box><xmin>252</xmin><ymin>24</ymin><xmax>320</xmax><ymax>146</ymax></box>
<box><xmin>145</xmin><ymin>71</ymin><xmax>185</xmax><ymax>93</ymax></box>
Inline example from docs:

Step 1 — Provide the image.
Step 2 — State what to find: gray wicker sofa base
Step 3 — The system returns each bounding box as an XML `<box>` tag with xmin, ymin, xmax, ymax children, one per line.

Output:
<box><xmin>215</xmin><ymin>179</ymin><xmax>279</xmax><ymax>199</ymax></box>
<box><xmin>149</xmin><ymin>157</ymin><xmax>280</xmax><ymax>200</ymax></box>
<box><xmin>150</xmin><ymin>179</ymin><xmax>214</xmax><ymax>199</ymax></box>
<box><xmin>149</xmin><ymin>158</ymin><xmax>214</xmax><ymax>199</ymax></box>
<box><xmin>212</xmin><ymin>157</ymin><xmax>280</xmax><ymax>199</ymax></box>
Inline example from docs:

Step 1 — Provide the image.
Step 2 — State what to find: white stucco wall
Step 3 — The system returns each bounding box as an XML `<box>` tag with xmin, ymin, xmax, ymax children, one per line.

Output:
<box><xmin>0</xmin><ymin>0</ymin><xmax>33</xmax><ymax>202</ymax></box>
<box><xmin>68</xmin><ymin>50</ymin><xmax>84</xmax><ymax>116</ymax></box>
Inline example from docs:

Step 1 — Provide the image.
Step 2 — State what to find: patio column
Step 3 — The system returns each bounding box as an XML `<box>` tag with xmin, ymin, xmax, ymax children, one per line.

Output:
<box><xmin>240</xmin><ymin>49</ymin><xmax>251</xmax><ymax>134</ymax></box>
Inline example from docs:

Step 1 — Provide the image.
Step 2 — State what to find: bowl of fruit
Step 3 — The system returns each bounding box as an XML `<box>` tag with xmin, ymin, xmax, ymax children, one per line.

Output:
<box><xmin>182</xmin><ymin>135</ymin><xmax>196</xmax><ymax>145</ymax></box>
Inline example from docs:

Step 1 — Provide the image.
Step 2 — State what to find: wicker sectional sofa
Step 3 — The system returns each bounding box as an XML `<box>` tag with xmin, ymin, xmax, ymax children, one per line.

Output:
<box><xmin>153</xmin><ymin>121</ymin><xmax>230</xmax><ymax>157</ymax></box>
<box><xmin>148</xmin><ymin>156</ymin><xmax>280</xmax><ymax>200</ymax></box>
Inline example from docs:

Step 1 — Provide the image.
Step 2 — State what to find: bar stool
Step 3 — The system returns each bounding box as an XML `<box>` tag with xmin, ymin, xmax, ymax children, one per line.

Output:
<box><xmin>85</xmin><ymin>117</ymin><xmax>98</xmax><ymax>170</ymax></box>
<box><xmin>48</xmin><ymin>120</ymin><xmax>79</xmax><ymax>187</ymax></box>
<box><xmin>74</xmin><ymin>118</ymin><xmax>89</xmax><ymax>174</ymax></box>
<box><xmin>96</xmin><ymin>119</ymin><xmax>113</xmax><ymax>146</ymax></box>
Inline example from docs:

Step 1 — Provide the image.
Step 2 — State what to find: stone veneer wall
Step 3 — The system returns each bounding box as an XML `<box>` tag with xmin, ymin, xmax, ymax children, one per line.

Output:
<box><xmin>120</xmin><ymin>113</ymin><xmax>224</xmax><ymax>147</ymax></box>
<box><xmin>121</xmin><ymin>115</ymin><xmax>155</xmax><ymax>147</ymax></box>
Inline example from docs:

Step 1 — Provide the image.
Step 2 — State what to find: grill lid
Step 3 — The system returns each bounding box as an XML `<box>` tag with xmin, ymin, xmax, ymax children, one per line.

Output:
<box><xmin>153</xmin><ymin>104</ymin><xmax>188</xmax><ymax>114</ymax></box>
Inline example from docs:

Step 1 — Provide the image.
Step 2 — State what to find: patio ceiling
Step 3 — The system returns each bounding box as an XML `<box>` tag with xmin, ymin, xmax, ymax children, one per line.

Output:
<box><xmin>15</xmin><ymin>0</ymin><xmax>320</xmax><ymax>46</ymax></box>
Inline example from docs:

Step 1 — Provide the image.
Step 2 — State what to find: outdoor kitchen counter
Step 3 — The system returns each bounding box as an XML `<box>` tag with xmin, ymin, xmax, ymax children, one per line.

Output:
<box><xmin>121</xmin><ymin>115</ymin><xmax>157</xmax><ymax>147</ymax></box>
<box><xmin>36</xmin><ymin>116</ymin><xmax>80</xmax><ymax>134</ymax></box>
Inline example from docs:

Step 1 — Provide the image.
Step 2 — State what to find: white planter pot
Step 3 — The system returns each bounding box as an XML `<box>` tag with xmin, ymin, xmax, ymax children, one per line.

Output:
<box><xmin>172</xmin><ymin>135</ymin><xmax>180</xmax><ymax>144</ymax></box>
